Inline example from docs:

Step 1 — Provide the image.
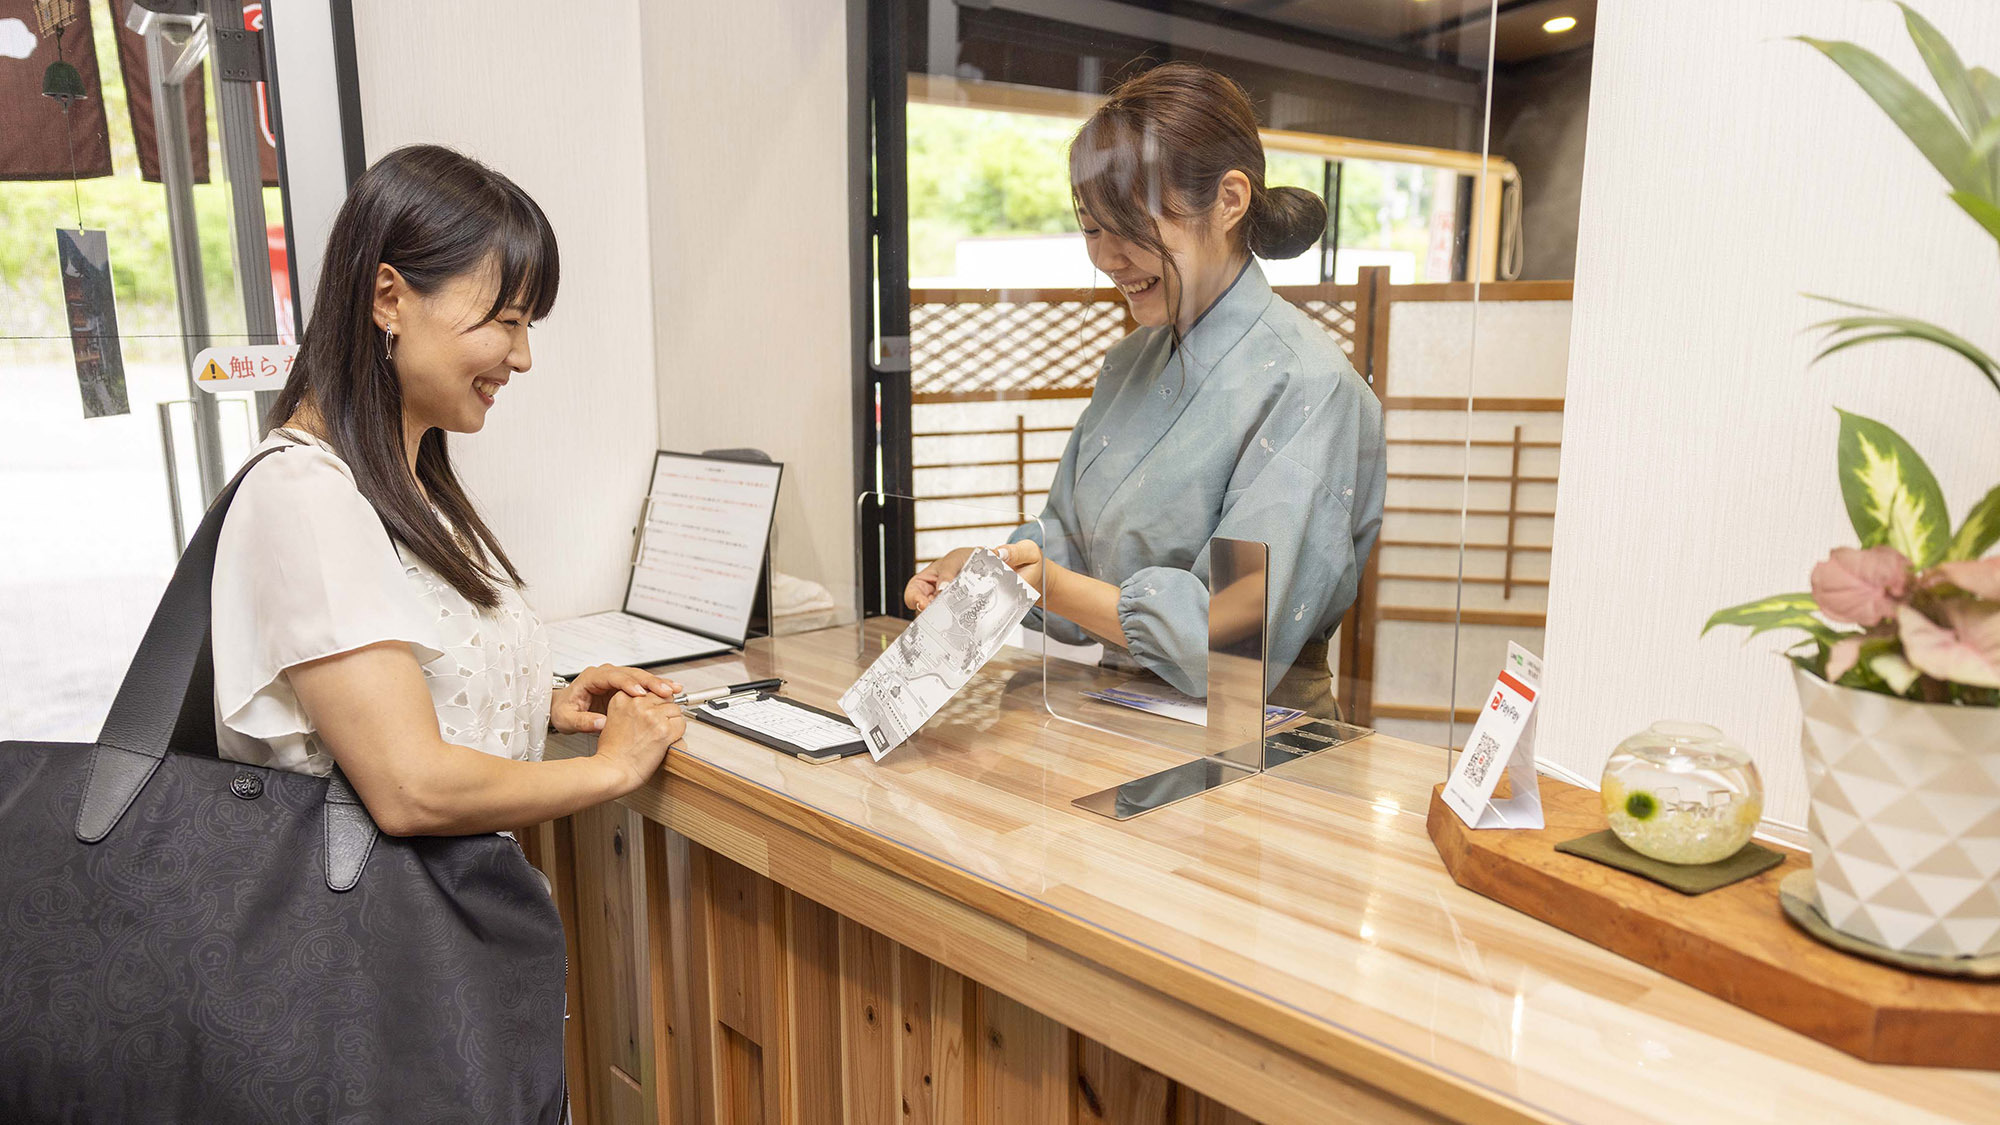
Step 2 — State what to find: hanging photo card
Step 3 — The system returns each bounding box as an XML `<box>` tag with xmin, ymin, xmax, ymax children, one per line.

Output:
<box><xmin>1442</xmin><ymin>642</ymin><xmax>1546</xmax><ymax>830</ymax></box>
<box><xmin>56</xmin><ymin>229</ymin><xmax>129</xmax><ymax>418</ymax></box>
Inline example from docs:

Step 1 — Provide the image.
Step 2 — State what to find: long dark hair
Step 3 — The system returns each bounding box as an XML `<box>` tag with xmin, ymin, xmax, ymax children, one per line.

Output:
<box><xmin>1070</xmin><ymin>63</ymin><xmax>1325</xmax><ymax>333</ymax></box>
<box><xmin>267</xmin><ymin>144</ymin><xmax>559</xmax><ymax>609</ymax></box>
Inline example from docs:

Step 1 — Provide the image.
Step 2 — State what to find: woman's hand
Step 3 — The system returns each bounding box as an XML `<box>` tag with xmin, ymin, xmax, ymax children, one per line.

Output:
<box><xmin>594</xmin><ymin>691</ymin><xmax>684</xmax><ymax>792</ymax></box>
<box><xmin>905</xmin><ymin>546</ymin><xmax>977</xmax><ymax>612</ymax></box>
<box><xmin>995</xmin><ymin>540</ymin><xmax>1045</xmax><ymax>594</ymax></box>
<box><xmin>551</xmin><ymin>664</ymin><xmax>683</xmax><ymax>734</ymax></box>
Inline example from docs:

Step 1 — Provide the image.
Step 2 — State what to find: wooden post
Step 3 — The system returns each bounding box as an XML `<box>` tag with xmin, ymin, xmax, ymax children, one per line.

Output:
<box><xmin>1014</xmin><ymin>414</ymin><xmax>1027</xmax><ymax>519</ymax></box>
<box><xmin>1503</xmin><ymin>425</ymin><xmax>1522</xmax><ymax>600</ymax></box>
<box><xmin>1337</xmin><ymin>267</ymin><xmax>1392</xmax><ymax>727</ymax></box>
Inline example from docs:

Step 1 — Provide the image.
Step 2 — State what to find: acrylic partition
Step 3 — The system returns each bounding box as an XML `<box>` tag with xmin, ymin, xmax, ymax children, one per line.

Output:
<box><xmin>890</xmin><ymin>0</ymin><xmax>1522</xmax><ymax>808</ymax></box>
<box><xmin>849</xmin><ymin>492</ymin><xmax>1046</xmax><ymax>759</ymax></box>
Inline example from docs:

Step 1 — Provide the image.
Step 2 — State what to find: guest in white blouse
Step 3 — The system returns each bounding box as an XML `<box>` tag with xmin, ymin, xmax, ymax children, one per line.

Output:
<box><xmin>211</xmin><ymin>144</ymin><xmax>683</xmax><ymax>837</ymax></box>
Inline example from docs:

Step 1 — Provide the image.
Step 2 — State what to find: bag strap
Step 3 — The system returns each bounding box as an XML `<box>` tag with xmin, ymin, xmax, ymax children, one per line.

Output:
<box><xmin>76</xmin><ymin>445</ymin><xmax>383</xmax><ymax>891</ymax></box>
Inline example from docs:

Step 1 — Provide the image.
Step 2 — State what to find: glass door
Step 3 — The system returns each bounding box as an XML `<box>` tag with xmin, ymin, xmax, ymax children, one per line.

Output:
<box><xmin>1</xmin><ymin>0</ymin><xmax>300</xmax><ymax>743</ymax></box>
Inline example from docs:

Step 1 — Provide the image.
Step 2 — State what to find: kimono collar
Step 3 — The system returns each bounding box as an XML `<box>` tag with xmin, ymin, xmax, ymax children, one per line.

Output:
<box><xmin>1171</xmin><ymin>258</ymin><xmax>1272</xmax><ymax>381</ymax></box>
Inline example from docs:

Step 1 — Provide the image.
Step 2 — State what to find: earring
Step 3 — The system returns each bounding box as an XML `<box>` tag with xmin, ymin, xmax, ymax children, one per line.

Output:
<box><xmin>383</xmin><ymin>325</ymin><xmax>396</xmax><ymax>359</ymax></box>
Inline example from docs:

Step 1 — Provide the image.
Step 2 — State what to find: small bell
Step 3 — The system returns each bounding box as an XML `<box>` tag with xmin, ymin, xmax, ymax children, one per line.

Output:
<box><xmin>33</xmin><ymin>0</ymin><xmax>87</xmax><ymax>109</ymax></box>
<box><xmin>42</xmin><ymin>57</ymin><xmax>87</xmax><ymax>107</ymax></box>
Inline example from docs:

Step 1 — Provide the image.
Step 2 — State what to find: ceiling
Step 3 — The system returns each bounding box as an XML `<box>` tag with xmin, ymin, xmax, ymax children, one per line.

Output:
<box><xmin>1189</xmin><ymin>0</ymin><xmax>1597</xmax><ymax>66</ymax></box>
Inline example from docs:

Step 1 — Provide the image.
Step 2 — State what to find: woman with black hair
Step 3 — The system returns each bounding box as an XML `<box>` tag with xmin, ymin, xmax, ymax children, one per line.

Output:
<box><xmin>910</xmin><ymin>63</ymin><xmax>1388</xmax><ymax>714</ymax></box>
<box><xmin>212</xmin><ymin>144</ymin><xmax>683</xmax><ymax>838</ymax></box>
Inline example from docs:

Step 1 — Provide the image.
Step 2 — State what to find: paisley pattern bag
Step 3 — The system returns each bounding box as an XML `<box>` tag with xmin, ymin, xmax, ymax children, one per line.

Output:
<box><xmin>0</xmin><ymin>448</ymin><xmax>567</xmax><ymax>1123</ymax></box>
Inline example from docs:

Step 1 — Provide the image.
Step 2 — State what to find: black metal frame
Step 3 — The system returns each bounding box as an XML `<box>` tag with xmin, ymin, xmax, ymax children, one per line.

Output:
<box><xmin>327</xmin><ymin>0</ymin><xmax>367</xmax><ymax>187</ymax></box>
<box><xmin>856</xmin><ymin>0</ymin><xmax>917</xmax><ymax>619</ymax></box>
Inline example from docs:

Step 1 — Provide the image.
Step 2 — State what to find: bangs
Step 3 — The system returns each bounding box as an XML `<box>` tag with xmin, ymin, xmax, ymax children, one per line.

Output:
<box><xmin>480</xmin><ymin>189</ymin><xmax>561</xmax><ymax>324</ymax></box>
<box><xmin>1069</xmin><ymin>113</ymin><xmax>1168</xmax><ymax>248</ymax></box>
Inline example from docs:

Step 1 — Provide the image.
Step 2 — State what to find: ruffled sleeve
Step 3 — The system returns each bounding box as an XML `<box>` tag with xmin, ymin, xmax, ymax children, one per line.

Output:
<box><xmin>211</xmin><ymin>444</ymin><xmax>446</xmax><ymax>755</ymax></box>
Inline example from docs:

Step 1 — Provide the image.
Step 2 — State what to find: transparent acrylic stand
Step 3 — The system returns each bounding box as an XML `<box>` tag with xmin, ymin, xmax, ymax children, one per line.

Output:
<box><xmin>1066</xmin><ymin>538</ymin><xmax>1366</xmax><ymax>820</ymax></box>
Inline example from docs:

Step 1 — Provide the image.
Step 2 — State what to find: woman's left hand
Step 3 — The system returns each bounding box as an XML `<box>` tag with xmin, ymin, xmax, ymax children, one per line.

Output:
<box><xmin>995</xmin><ymin>540</ymin><xmax>1045</xmax><ymax>593</ymax></box>
<box><xmin>552</xmin><ymin>665</ymin><xmax>683</xmax><ymax>734</ymax></box>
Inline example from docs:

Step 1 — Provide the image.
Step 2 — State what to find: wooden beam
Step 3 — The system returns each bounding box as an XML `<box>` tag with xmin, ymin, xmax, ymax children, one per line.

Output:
<box><xmin>1381</xmin><ymin>396</ymin><xmax>1566</xmax><ymax>412</ymax></box>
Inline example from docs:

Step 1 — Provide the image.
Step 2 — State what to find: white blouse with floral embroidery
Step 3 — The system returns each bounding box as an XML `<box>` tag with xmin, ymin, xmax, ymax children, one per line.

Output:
<box><xmin>209</xmin><ymin>429</ymin><xmax>552</xmax><ymax>777</ymax></box>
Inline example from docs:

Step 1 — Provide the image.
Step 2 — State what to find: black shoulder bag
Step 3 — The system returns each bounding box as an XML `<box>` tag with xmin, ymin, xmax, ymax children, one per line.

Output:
<box><xmin>0</xmin><ymin>447</ymin><xmax>568</xmax><ymax>1123</ymax></box>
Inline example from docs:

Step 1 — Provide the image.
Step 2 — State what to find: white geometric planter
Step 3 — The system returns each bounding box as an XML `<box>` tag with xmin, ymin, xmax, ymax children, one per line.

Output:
<box><xmin>1794</xmin><ymin>666</ymin><xmax>2000</xmax><ymax>958</ymax></box>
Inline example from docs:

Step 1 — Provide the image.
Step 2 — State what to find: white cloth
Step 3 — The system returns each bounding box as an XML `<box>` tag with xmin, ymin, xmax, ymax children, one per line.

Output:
<box><xmin>211</xmin><ymin>429</ymin><xmax>553</xmax><ymax>776</ymax></box>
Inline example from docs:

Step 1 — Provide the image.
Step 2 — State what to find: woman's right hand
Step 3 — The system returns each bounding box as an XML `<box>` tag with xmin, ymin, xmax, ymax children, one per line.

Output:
<box><xmin>595</xmin><ymin>691</ymin><xmax>685</xmax><ymax>791</ymax></box>
<box><xmin>905</xmin><ymin>546</ymin><xmax>977</xmax><ymax>612</ymax></box>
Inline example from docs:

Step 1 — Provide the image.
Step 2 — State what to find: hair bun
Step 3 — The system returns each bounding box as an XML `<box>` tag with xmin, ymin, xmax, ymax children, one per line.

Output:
<box><xmin>1248</xmin><ymin>185</ymin><xmax>1327</xmax><ymax>260</ymax></box>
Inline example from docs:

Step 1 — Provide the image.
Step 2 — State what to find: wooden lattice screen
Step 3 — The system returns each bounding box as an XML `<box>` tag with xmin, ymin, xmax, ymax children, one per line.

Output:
<box><xmin>902</xmin><ymin>270</ymin><xmax>1570</xmax><ymax>730</ymax></box>
<box><xmin>909</xmin><ymin>289</ymin><xmax>1136</xmax><ymax>402</ymax></box>
<box><xmin>909</xmin><ymin>277</ymin><xmax>1379</xmax><ymax>402</ymax></box>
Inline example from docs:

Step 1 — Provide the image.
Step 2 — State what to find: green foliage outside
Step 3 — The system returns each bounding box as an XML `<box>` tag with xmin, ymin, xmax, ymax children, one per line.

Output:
<box><xmin>906</xmin><ymin>103</ymin><xmax>1081</xmax><ymax>279</ymax></box>
<box><xmin>1</xmin><ymin>0</ymin><xmax>283</xmax><ymax>357</ymax></box>
<box><xmin>905</xmin><ymin>100</ymin><xmax>1444</xmax><ymax>281</ymax></box>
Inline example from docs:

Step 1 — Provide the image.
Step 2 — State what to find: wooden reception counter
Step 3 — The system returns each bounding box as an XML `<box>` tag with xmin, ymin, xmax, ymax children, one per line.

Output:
<box><xmin>522</xmin><ymin>620</ymin><xmax>2000</xmax><ymax>1124</ymax></box>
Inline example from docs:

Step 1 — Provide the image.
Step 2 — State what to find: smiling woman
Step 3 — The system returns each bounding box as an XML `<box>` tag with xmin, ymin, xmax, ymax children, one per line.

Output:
<box><xmin>909</xmin><ymin>64</ymin><xmax>1387</xmax><ymax>715</ymax></box>
<box><xmin>217</xmin><ymin>144</ymin><xmax>688</xmax><ymax>826</ymax></box>
<box><xmin>187</xmin><ymin>143</ymin><xmax>717</xmax><ymax>1110</ymax></box>
<box><xmin>267</xmin><ymin>144</ymin><xmax>558</xmax><ymax>607</ymax></box>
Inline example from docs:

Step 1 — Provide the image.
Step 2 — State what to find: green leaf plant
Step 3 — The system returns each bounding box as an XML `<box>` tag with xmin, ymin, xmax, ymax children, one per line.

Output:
<box><xmin>1710</xmin><ymin>8</ymin><xmax>2000</xmax><ymax>708</ymax></box>
<box><xmin>1706</xmin><ymin>409</ymin><xmax>1999</xmax><ymax>705</ymax></box>
<box><xmin>1797</xmin><ymin>5</ymin><xmax>2000</xmax><ymax>400</ymax></box>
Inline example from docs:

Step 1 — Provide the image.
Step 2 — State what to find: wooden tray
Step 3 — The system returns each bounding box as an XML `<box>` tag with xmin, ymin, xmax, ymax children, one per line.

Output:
<box><xmin>1426</xmin><ymin>779</ymin><xmax>2000</xmax><ymax>1069</ymax></box>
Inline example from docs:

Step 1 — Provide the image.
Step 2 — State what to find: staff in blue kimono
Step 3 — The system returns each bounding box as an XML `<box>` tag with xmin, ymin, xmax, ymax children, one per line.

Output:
<box><xmin>906</xmin><ymin>63</ymin><xmax>1387</xmax><ymax>711</ymax></box>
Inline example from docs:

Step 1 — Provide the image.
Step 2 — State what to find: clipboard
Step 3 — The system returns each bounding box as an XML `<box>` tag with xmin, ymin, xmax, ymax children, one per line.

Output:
<box><xmin>690</xmin><ymin>693</ymin><xmax>870</xmax><ymax>763</ymax></box>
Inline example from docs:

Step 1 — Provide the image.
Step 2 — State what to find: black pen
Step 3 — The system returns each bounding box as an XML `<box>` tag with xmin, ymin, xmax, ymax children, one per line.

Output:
<box><xmin>673</xmin><ymin>678</ymin><xmax>784</xmax><ymax>706</ymax></box>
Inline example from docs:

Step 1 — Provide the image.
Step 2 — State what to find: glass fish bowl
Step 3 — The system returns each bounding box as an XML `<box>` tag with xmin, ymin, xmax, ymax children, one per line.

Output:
<box><xmin>1601</xmin><ymin>722</ymin><xmax>1763</xmax><ymax>865</ymax></box>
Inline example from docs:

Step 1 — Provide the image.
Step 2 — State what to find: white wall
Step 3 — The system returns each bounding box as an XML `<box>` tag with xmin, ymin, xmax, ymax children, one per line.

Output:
<box><xmin>1543</xmin><ymin>2</ymin><xmax>2000</xmax><ymax>826</ymax></box>
<box><xmin>637</xmin><ymin>0</ymin><xmax>856</xmax><ymax>608</ymax></box>
<box><xmin>348</xmin><ymin>0</ymin><xmax>661</xmax><ymax>620</ymax></box>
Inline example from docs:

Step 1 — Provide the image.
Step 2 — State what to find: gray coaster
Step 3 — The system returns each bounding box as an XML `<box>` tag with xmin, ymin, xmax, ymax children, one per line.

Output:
<box><xmin>1555</xmin><ymin>829</ymin><xmax>1782</xmax><ymax>895</ymax></box>
<box><xmin>1779</xmin><ymin>870</ymin><xmax>2000</xmax><ymax>980</ymax></box>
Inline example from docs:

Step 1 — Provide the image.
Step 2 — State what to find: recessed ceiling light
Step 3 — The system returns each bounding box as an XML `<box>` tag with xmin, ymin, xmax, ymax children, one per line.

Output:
<box><xmin>1543</xmin><ymin>15</ymin><xmax>1577</xmax><ymax>33</ymax></box>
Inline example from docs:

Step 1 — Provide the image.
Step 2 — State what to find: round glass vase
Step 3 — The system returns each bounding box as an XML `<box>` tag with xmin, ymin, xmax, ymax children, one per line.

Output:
<box><xmin>1600</xmin><ymin>722</ymin><xmax>1763</xmax><ymax>865</ymax></box>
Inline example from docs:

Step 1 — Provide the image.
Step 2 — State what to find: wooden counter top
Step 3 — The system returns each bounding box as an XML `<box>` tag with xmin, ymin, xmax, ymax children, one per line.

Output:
<box><xmin>547</xmin><ymin>619</ymin><xmax>2000</xmax><ymax>1124</ymax></box>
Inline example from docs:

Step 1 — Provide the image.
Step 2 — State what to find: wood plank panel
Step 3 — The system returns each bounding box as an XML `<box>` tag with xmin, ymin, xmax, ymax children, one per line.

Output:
<box><xmin>677</xmin><ymin>838</ymin><xmax>721</xmax><ymax>1123</ymax></box>
<box><xmin>708</xmin><ymin>852</ymin><xmax>787</xmax><ymax>1121</ymax></box>
<box><xmin>572</xmin><ymin>801</ymin><xmax>651</xmax><ymax>1119</ymax></box>
<box><xmin>901</xmin><ymin>946</ymin><xmax>969</xmax><ymax>1125</ymax></box>
<box><xmin>1076</xmin><ymin>1037</ymin><xmax>1172</xmax><ymax>1122</ymax></box>
<box><xmin>537</xmin><ymin>818</ymin><xmax>594</xmax><ymax>1125</ymax></box>
<box><xmin>602</xmin><ymin>1066</ymin><xmax>649</xmax><ymax>1125</ymax></box>
<box><xmin>784</xmin><ymin>891</ymin><xmax>845</xmax><ymax>1125</ymax></box>
<box><xmin>839</xmin><ymin>917</ymin><xmax>898</xmax><ymax>1124</ymax></box>
<box><xmin>972</xmin><ymin>987</ymin><xmax>1072</xmax><ymax>1125</ymax></box>
<box><xmin>641</xmin><ymin>824</ymin><xmax>678</xmax><ymax>1124</ymax></box>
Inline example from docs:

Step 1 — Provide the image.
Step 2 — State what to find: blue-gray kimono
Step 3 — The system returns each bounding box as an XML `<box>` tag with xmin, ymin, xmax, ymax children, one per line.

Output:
<box><xmin>1011</xmin><ymin>262</ymin><xmax>1386</xmax><ymax>700</ymax></box>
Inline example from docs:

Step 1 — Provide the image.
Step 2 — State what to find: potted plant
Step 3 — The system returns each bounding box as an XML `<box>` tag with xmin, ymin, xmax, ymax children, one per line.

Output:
<box><xmin>1706</xmin><ymin>5</ymin><xmax>2000</xmax><ymax>959</ymax></box>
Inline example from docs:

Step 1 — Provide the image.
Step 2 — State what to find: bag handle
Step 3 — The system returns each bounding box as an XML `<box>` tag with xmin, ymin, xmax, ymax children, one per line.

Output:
<box><xmin>75</xmin><ymin>445</ymin><xmax>382</xmax><ymax>892</ymax></box>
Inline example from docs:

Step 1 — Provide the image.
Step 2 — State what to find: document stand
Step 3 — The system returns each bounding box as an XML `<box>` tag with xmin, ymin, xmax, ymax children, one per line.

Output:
<box><xmin>1071</xmin><ymin>538</ymin><xmax>1353</xmax><ymax>821</ymax></box>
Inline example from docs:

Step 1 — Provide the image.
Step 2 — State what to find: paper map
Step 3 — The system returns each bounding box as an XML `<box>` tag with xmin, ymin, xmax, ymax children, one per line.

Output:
<box><xmin>840</xmin><ymin>549</ymin><xmax>1039</xmax><ymax>760</ymax></box>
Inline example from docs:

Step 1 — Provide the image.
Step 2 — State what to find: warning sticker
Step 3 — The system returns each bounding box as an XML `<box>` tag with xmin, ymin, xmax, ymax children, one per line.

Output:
<box><xmin>191</xmin><ymin>345</ymin><xmax>298</xmax><ymax>393</ymax></box>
